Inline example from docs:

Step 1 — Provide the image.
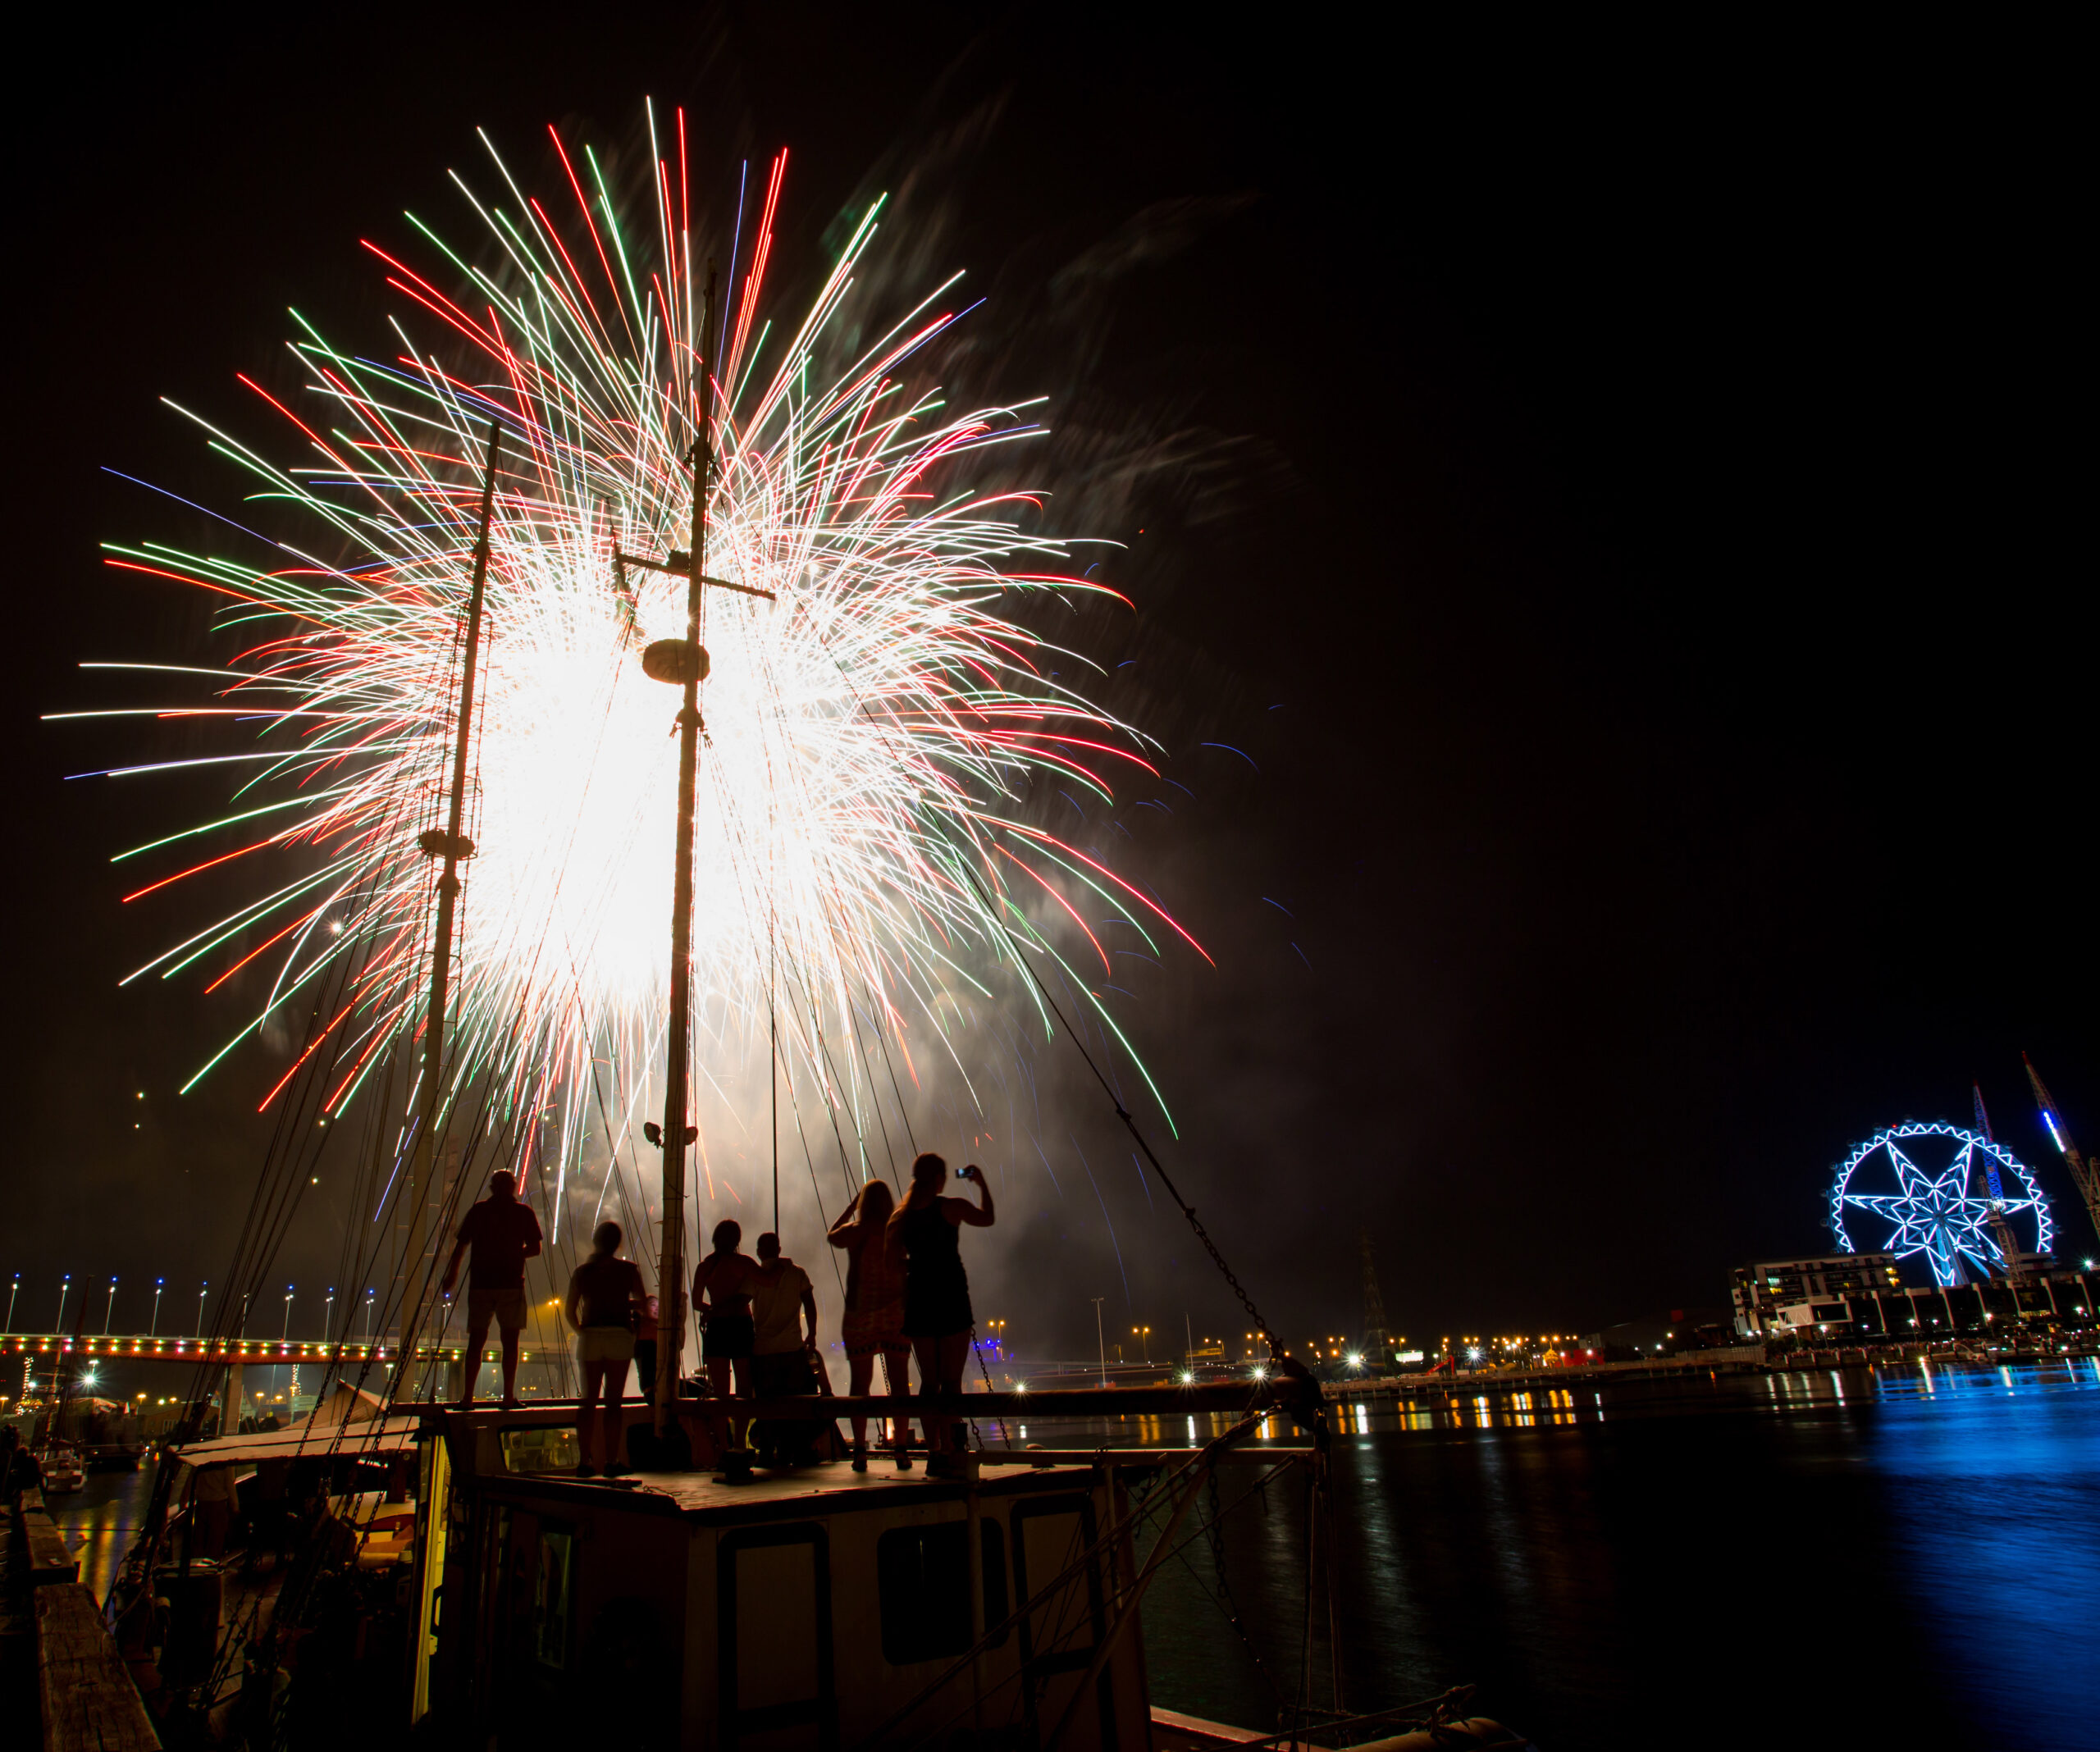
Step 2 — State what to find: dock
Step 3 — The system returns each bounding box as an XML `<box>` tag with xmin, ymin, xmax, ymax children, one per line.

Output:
<box><xmin>5</xmin><ymin>1487</ymin><xmax>160</xmax><ymax>1751</ymax></box>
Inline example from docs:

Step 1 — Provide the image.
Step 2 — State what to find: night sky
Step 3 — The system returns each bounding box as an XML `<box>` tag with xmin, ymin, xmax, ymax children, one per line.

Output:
<box><xmin>6</xmin><ymin>12</ymin><xmax>2089</xmax><ymax>1358</ymax></box>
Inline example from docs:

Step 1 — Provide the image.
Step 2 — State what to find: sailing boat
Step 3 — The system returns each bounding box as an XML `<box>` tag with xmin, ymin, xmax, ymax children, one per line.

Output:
<box><xmin>116</xmin><ymin>274</ymin><xmax>1529</xmax><ymax>1752</ymax></box>
<box><xmin>377</xmin><ymin>270</ymin><xmax>1529</xmax><ymax>1752</ymax></box>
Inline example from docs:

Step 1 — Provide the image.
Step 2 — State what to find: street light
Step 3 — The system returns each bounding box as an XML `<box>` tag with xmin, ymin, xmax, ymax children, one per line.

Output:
<box><xmin>104</xmin><ymin>1276</ymin><xmax>118</xmax><ymax>1335</ymax></box>
<box><xmin>150</xmin><ymin>1279</ymin><xmax>165</xmax><ymax>1339</ymax></box>
<box><xmin>363</xmin><ymin>1289</ymin><xmax>376</xmax><ymax>1343</ymax></box>
<box><xmin>4</xmin><ymin>1273</ymin><xmax>17</xmax><ymax>1334</ymax></box>
<box><xmin>56</xmin><ymin>1275</ymin><xmax>71</xmax><ymax>1330</ymax></box>
<box><xmin>198</xmin><ymin>1281</ymin><xmax>209</xmax><ymax>1335</ymax></box>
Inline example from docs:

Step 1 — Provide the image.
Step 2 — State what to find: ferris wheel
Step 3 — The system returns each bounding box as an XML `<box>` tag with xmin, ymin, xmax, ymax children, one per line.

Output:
<box><xmin>1830</xmin><ymin>1123</ymin><xmax>2053</xmax><ymax>1288</ymax></box>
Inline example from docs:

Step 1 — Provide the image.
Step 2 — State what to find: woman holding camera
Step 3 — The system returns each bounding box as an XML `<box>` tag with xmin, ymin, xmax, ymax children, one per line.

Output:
<box><xmin>888</xmin><ymin>1152</ymin><xmax>995</xmax><ymax>1472</ymax></box>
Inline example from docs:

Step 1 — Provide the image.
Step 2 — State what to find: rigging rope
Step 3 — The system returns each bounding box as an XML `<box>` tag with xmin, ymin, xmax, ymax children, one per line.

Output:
<box><xmin>788</xmin><ymin>591</ymin><xmax>1300</xmax><ymax>1369</ymax></box>
<box><xmin>956</xmin><ymin>851</ymin><xmax>1293</xmax><ymax>1364</ymax></box>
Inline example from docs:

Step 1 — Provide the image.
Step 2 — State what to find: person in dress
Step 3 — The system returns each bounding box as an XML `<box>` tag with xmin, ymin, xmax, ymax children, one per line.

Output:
<box><xmin>889</xmin><ymin>1152</ymin><xmax>995</xmax><ymax>1471</ymax></box>
<box><xmin>564</xmin><ymin>1221</ymin><xmax>646</xmax><ymax>1475</ymax></box>
<box><xmin>829</xmin><ymin>1180</ymin><xmax>911</xmax><ymax>1471</ymax></box>
<box><xmin>438</xmin><ymin>1170</ymin><xmax>544</xmax><ymax>1408</ymax></box>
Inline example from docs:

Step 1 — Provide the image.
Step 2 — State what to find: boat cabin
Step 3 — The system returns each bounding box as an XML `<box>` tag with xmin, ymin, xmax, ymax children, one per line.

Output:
<box><xmin>417</xmin><ymin>1407</ymin><xmax>1151</xmax><ymax>1751</ymax></box>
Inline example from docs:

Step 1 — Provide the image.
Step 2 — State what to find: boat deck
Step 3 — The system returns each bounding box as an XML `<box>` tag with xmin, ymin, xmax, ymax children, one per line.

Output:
<box><xmin>477</xmin><ymin>1455</ymin><xmax>1108</xmax><ymax>1522</ymax></box>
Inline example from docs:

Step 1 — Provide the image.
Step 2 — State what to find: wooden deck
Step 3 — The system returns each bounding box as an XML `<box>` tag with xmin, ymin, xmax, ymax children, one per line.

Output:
<box><xmin>7</xmin><ymin>1487</ymin><xmax>160</xmax><ymax>1749</ymax></box>
<box><xmin>34</xmin><ymin>1584</ymin><xmax>160</xmax><ymax>1751</ymax></box>
<box><xmin>476</xmin><ymin>1454</ymin><xmax>1115</xmax><ymax>1523</ymax></box>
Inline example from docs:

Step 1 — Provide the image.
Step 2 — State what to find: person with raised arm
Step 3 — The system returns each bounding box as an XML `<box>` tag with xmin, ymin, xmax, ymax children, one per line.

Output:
<box><xmin>889</xmin><ymin>1152</ymin><xmax>994</xmax><ymax>1475</ymax></box>
<box><xmin>828</xmin><ymin>1180</ymin><xmax>911</xmax><ymax>1471</ymax></box>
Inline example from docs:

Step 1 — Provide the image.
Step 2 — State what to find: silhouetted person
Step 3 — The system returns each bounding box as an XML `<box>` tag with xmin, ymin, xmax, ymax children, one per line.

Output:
<box><xmin>892</xmin><ymin>1152</ymin><xmax>994</xmax><ymax>1472</ymax></box>
<box><xmin>750</xmin><ymin>1234</ymin><xmax>817</xmax><ymax>1390</ymax></box>
<box><xmin>566</xmin><ymin>1221</ymin><xmax>646</xmax><ymax>1475</ymax></box>
<box><xmin>241</xmin><ymin>1459</ymin><xmax>290</xmax><ymax>1577</ymax></box>
<box><xmin>439</xmin><ymin>1169</ymin><xmax>544</xmax><ymax>1408</ymax></box>
<box><xmin>829</xmin><ymin>1181</ymin><xmax>911</xmax><ymax>1471</ymax></box>
<box><xmin>191</xmin><ymin>1461</ymin><xmax>236</xmax><ymax>1559</ymax></box>
<box><xmin>0</xmin><ymin>1427</ymin><xmax>34</xmax><ymax>1502</ymax></box>
<box><xmin>749</xmin><ymin>1232</ymin><xmax>819</xmax><ymax>1467</ymax></box>
<box><xmin>692</xmin><ymin>1220</ymin><xmax>760</xmax><ymax>1456</ymax></box>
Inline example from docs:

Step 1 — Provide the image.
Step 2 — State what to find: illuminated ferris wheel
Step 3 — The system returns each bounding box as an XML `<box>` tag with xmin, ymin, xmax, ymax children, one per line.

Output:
<box><xmin>1830</xmin><ymin>1122</ymin><xmax>2053</xmax><ymax>1288</ymax></box>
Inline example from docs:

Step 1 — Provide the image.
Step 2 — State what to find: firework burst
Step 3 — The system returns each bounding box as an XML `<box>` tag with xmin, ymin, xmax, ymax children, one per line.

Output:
<box><xmin>66</xmin><ymin>112</ymin><xmax>1198</xmax><ymax>1230</ymax></box>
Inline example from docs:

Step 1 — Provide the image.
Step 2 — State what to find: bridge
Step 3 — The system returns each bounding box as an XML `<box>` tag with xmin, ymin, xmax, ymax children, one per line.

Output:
<box><xmin>1</xmin><ymin>1329</ymin><xmax>587</xmax><ymax>1430</ymax></box>
<box><xmin>0</xmin><ymin>1333</ymin><xmax>524</xmax><ymax>1367</ymax></box>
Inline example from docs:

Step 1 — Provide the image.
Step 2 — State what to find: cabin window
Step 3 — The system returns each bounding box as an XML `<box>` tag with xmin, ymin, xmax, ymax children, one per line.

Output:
<box><xmin>1009</xmin><ymin>1494</ymin><xmax>1113</xmax><ymax>1750</ymax></box>
<box><xmin>716</xmin><ymin>1522</ymin><xmax>837</xmax><ymax>1750</ymax></box>
<box><xmin>534</xmin><ymin>1527</ymin><xmax>575</xmax><ymax>1670</ymax></box>
<box><xmin>876</xmin><ymin>1522</ymin><xmax>1010</xmax><ymax>1663</ymax></box>
<box><xmin>501</xmin><ymin>1426</ymin><xmax>579</xmax><ymax>1474</ymax></box>
<box><xmin>983</xmin><ymin>1521</ymin><xmax>1011</xmax><ymax>1639</ymax></box>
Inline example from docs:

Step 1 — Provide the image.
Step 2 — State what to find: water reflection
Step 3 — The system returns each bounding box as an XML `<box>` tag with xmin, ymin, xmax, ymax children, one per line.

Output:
<box><xmin>1129</xmin><ymin>1361</ymin><xmax>2100</xmax><ymax>1752</ymax></box>
<box><xmin>38</xmin><ymin>1362</ymin><xmax>2098</xmax><ymax>1750</ymax></box>
<box><xmin>41</xmin><ymin>1462</ymin><xmax>155</xmax><ymax>1601</ymax></box>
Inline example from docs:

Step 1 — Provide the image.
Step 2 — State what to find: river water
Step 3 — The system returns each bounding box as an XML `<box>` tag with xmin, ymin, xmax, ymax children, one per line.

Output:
<box><xmin>1135</xmin><ymin>1359</ymin><xmax>2100</xmax><ymax>1750</ymax></box>
<box><xmin>40</xmin><ymin>1360</ymin><xmax>2100</xmax><ymax>1750</ymax></box>
<box><xmin>42</xmin><ymin>1461</ymin><xmax>154</xmax><ymax>1602</ymax></box>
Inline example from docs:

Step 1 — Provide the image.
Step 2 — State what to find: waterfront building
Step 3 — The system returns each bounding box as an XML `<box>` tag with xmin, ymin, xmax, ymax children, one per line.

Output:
<box><xmin>1731</xmin><ymin>1254</ymin><xmax>1901</xmax><ymax>1336</ymax></box>
<box><xmin>1732</xmin><ymin>1254</ymin><xmax>2099</xmax><ymax>1339</ymax></box>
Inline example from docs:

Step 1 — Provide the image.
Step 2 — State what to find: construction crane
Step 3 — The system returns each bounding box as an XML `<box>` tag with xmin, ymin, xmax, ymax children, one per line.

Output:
<box><xmin>1971</xmin><ymin>1081</ymin><xmax>2027</xmax><ymax>1284</ymax></box>
<box><xmin>1358</xmin><ymin>1230</ymin><xmax>1392</xmax><ymax>1369</ymax></box>
<box><xmin>2024</xmin><ymin>1053</ymin><xmax>2100</xmax><ymax>1251</ymax></box>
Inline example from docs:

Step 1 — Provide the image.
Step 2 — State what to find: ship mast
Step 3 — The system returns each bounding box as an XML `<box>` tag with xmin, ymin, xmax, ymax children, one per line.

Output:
<box><xmin>653</xmin><ymin>264</ymin><xmax>716</xmax><ymax>1442</ymax></box>
<box><xmin>614</xmin><ymin>265</ymin><xmax>775</xmax><ymax>1444</ymax></box>
<box><xmin>391</xmin><ymin>420</ymin><xmax>501</xmax><ymax>1405</ymax></box>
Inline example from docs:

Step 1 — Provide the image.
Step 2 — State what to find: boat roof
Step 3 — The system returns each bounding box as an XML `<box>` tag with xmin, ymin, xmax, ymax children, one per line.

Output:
<box><xmin>173</xmin><ymin>1416</ymin><xmax>421</xmax><ymax>1467</ymax></box>
<box><xmin>472</xmin><ymin>1456</ymin><xmax>1112</xmax><ymax>1526</ymax></box>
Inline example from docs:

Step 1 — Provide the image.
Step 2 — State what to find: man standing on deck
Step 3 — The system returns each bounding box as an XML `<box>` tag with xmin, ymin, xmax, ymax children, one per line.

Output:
<box><xmin>749</xmin><ymin>1232</ymin><xmax>820</xmax><ymax>1465</ymax></box>
<box><xmin>439</xmin><ymin>1170</ymin><xmax>543</xmax><ymax>1408</ymax></box>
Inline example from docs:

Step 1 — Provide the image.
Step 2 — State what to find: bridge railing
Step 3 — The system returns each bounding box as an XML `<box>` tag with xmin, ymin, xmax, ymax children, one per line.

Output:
<box><xmin>0</xmin><ymin>1333</ymin><xmax>530</xmax><ymax>1366</ymax></box>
